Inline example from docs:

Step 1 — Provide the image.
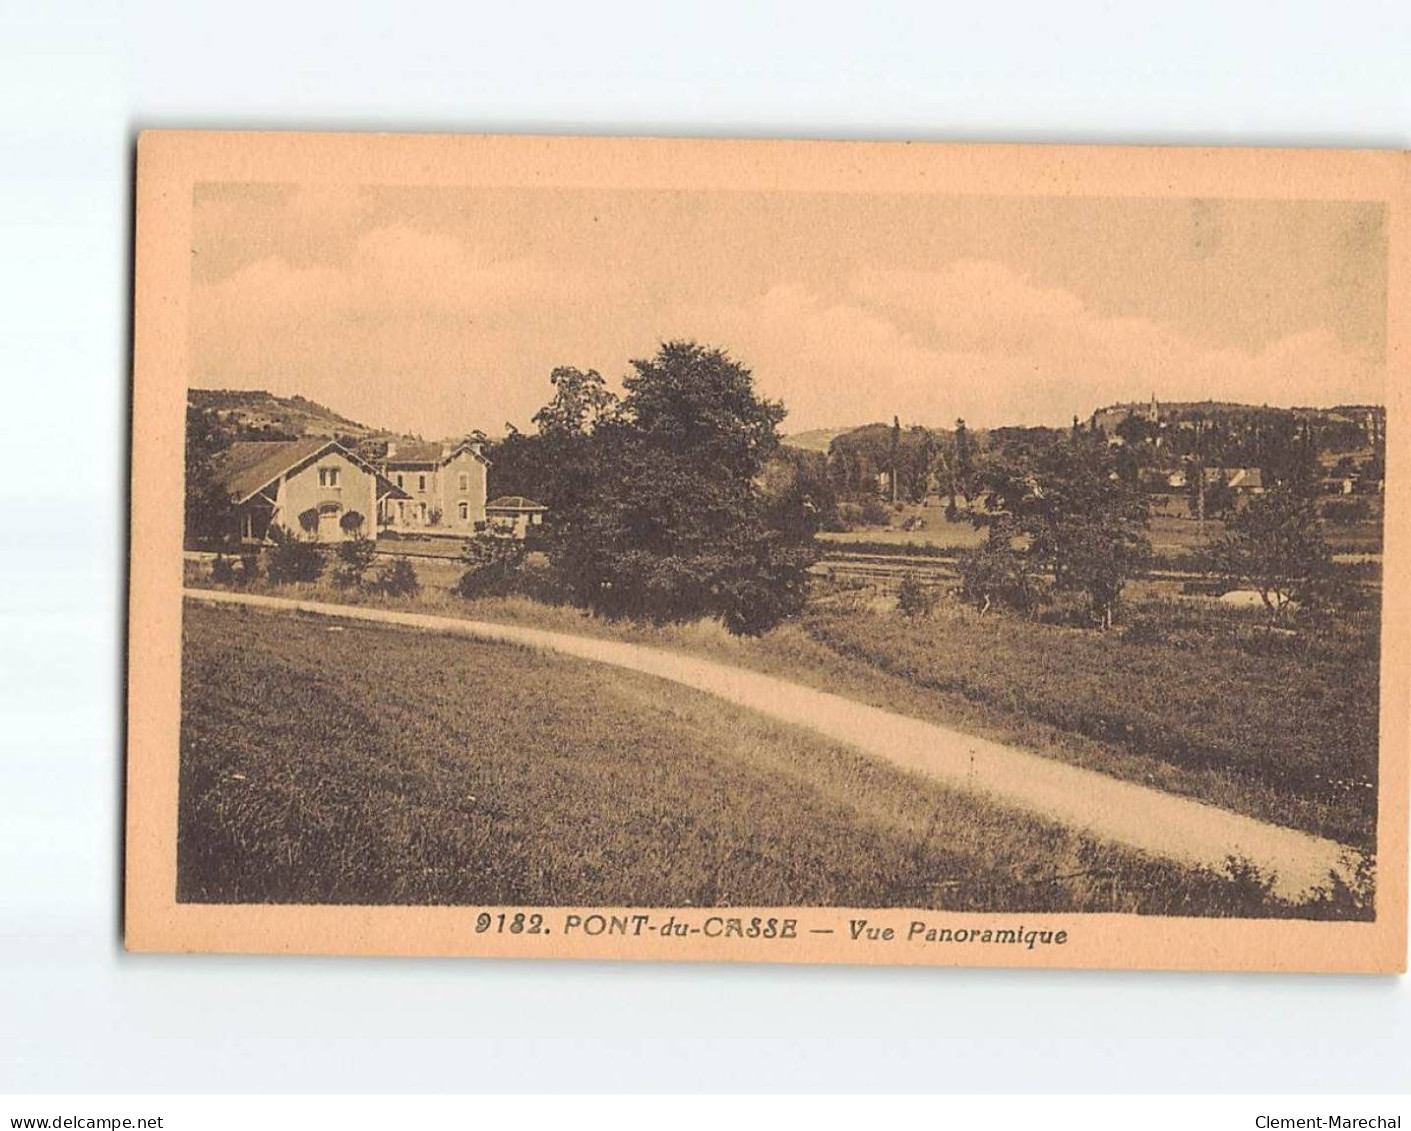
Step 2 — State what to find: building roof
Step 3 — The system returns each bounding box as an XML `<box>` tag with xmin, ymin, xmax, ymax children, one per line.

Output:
<box><xmin>381</xmin><ymin>439</ymin><xmax>490</xmax><ymax>467</ymax></box>
<box><xmin>211</xmin><ymin>438</ymin><xmax>331</xmax><ymax>503</ymax></box>
<box><xmin>486</xmin><ymin>495</ymin><xmax>548</xmax><ymax>512</ymax></box>
<box><xmin>211</xmin><ymin>438</ymin><xmax>406</xmax><ymax>503</ymax></box>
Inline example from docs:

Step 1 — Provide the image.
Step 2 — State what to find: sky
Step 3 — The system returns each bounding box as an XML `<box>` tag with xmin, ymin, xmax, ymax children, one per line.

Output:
<box><xmin>189</xmin><ymin>184</ymin><xmax>1388</xmax><ymax>438</ymax></box>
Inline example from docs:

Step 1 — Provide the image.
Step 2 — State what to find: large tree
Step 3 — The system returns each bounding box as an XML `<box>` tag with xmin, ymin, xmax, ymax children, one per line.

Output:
<box><xmin>487</xmin><ymin>366</ymin><xmax>618</xmax><ymax>515</ymax></box>
<box><xmin>1212</xmin><ymin>484</ymin><xmax>1332</xmax><ymax>621</ymax></box>
<box><xmin>550</xmin><ymin>341</ymin><xmax>816</xmax><ymax>634</ymax></box>
<box><xmin>184</xmin><ymin>405</ymin><xmax>233</xmax><ymax>547</ymax></box>
<box><xmin>981</xmin><ymin>432</ymin><xmax>1150</xmax><ymax>629</ymax></box>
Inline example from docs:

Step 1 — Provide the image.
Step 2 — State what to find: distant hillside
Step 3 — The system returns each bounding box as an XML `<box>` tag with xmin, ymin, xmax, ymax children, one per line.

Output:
<box><xmin>188</xmin><ymin>388</ymin><xmax>375</xmax><ymax>441</ymax></box>
<box><xmin>782</xmin><ymin>427</ymin><xmax>850</xmax><ymax>453</ymax></box>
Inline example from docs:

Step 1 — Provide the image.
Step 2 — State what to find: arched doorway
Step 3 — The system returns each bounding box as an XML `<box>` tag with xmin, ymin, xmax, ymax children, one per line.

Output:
<box><xmin>317</xmin><ymin>501</ymin><xmax>343</xmax><ymax>542</ymax></box>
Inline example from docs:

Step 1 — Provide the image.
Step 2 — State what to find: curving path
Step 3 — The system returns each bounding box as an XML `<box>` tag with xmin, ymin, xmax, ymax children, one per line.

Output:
<box><xmin>184</xmin><ymin>588</ymin><xmax>1359</xmax><ymax>899</ymax></box>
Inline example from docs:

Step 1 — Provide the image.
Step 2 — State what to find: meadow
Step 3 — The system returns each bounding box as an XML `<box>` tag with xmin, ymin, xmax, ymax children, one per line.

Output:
<box><xmin>184</xmin><ymin>545</ymin><xmax>1381</xmax><ymax>852</ymax></box>
<box><xmin>178</xmin><ymin>601</ymin><xmax>1363</xmax><ymax>916</ymax></box>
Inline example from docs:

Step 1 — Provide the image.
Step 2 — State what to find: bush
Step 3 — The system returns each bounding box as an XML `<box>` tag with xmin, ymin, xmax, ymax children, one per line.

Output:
<box><xmin>371</xmin><ymin>558</ymin><xmax>420</xmax><ymax>598</ymax></box>
<box><xmin>834</xmin><ymin>501</ymin><xmax>864</xmax><ymax>529</ymax></box>
<box><xmin>895</xmin><ymin>575</ymin><xmax>938</xmax><ymax>618</ymax></box>
<box><xmin>297</xmin><ymin>507</ymin><xmax>320</xmax><ymax>536</ymax></box>
<box><xmin>717</xmin><ymin>542</ymin><xmax>816</xmax><ymax>636</ymax></box>
<box><xmin>266</xmin><ymin>536</ymin><xmax>325</xmax><ymax>584</ymax></box>
<box><xmin>332</xmin><ymin>536</ymin><xmax>378</xmax><ymax>589</ymax></box>
<box><xmin>210</xmin><ymin>554</ymin><xmax>236</xmax><ymax>584</ymax></box>
<box><xmin>339</xmin><ymin>510</ymin><xmax>365</xmax><ymax>535</ymax></box>
<box><xmin>236</xmin><ymin>553</ymin><xmax>261</xmax><ymax>586</ymax></box>
<box><xmin>456</xmin><ymin>537</ymin><xmax>527</xmax><ymax>599</ymax></box>
<box><xmin>858</xmin><ymin>497</ymin><xmax>890</xmax><ymax>526</ymax></box>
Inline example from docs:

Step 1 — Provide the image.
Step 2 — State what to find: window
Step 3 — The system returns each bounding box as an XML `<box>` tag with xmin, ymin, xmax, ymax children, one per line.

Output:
<box><xmin>418</xmin><ymin>502</ymin><xmax>428</xmax><ymax>522</ymax></box>
<box><xmin>418</xmin><ymin>474</ymin><xmax>427</xmax><ymax>491</ymax></box>
<box><xmin>458</xmin><ymin>501</ymin><xmax>469</xmax><ymax>521</ymax></box>
<box><xmin>396</xmin><ymin>473</ymin><xmax>404</xmax><ymax>489</ymax></box>
<box><xmin>458</xmin><ymin>472</ymin><xmax>469</xmax><ymax>492</ymax></box>
<box><xmin>318</xmin><ymin>466</ymin><xmax>341</xmax><ymax>488</ymax></box>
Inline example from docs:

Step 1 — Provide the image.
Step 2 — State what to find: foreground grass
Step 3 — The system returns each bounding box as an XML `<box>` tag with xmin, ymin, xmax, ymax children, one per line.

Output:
<box><xmin>180</xmin><ymin>602</ymin><xmax>1362</xmax><ymax>916</ymax></box>
<box><xmin>185</xmin><ymin>557</ymin><xmax>1379</xmax><ymax>850</ymax></box>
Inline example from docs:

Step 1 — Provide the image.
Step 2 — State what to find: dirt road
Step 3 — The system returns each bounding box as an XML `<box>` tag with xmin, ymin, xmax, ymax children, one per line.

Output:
<box><xmin>185</xmin><ymin>588</ymin><xmax>1358</xmax><ymax>899</ymax></box>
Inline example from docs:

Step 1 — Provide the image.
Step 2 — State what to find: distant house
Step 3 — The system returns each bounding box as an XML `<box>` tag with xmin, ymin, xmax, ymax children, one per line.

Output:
<box><xmin>1165</xmin><ymin>466</ymin><xmax>1264</xmax><ymax>493</ymax></box>
<box><xmin>376</xmin><ymin>440</ymin><xmax>490</xmax><ymax>536</ymax></box>
<box><xmin>485</xmin><ymin>496</ymin><xmax>548</xmax><ymax>539</ymax></box>
<box><xmin>210</xmin><ymin>438</ymin><xmax>408</xmax><ymax>544</ymax></box>
<box><xmin>1225</xmin><ymin>468</ymin><xmax>1264</xmax><ymax>493</ymax></box>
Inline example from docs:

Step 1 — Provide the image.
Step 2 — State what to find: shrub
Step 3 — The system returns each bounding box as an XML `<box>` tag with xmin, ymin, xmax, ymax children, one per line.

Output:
<box><xmin>834</xmin><ymin>501</ymin><xmax>864</xmax><ymax>529</ymax></box>
<box><xmin>339</xmin><ymin>510</ymin><xmax>365</xmax><ymax>535</ymax></box>
<box><xmin>266</xmin><ymin>536</ymin><xmax>325</xmax><ymax>584</ymax></box>
<box><xmin>456</xmin><ymin>537</ymin><xmax>528</xmax><ymax>599</ymax></box>
<box><xmin>858</xmin><ymin>497</ymin><xmax>890</xmax><ymax>526</ymax></box>
<box><xmin>236</xmin><ymin>553</ymin><xmax>261</xmax><ymax>586</ymax></box>
<box><xmin>210</xmin><ymin>554</ymin><xmax>236</xmax><ymax>584</ymax></box>
<box><xmin>895</xmin><ymin>574</ymin><xmax>938</xmax><ymax>619</ymax></box>
<box><xmin>332</xmin><ymin>536</ymin><xmax>378</xmax><ymax>589</ymax></box>
<box><xmin>717</xmin><ymin>541</ymin><xmax>817</xmax><ymax>636</ymax></box>
<box><xmin>371</xmin><ymin>558</ymin><xmax>420</xmax><ymax>598</ymax></box>
<box><xmin>297</xmin><ymin>507</ymin><xmax>320</xmax><ymax>536</ymax></box>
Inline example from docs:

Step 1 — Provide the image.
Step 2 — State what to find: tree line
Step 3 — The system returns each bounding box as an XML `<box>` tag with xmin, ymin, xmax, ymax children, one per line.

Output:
<box><xmin>187</xmin><ymin>341</ymin><xmax>1374</xmax><ymax>636</ymax></box>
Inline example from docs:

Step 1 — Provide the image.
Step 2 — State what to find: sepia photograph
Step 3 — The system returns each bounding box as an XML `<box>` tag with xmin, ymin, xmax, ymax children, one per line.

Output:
<box><xmin>125</xmin><ymin>132</ymin><xmax>1409</xmax><ymax>971</ymax></box>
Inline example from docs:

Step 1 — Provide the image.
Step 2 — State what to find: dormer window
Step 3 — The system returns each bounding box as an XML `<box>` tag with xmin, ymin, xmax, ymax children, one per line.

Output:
<box><xmin>318</xmin><ymin>467</ymin><xmax>341</xmax><ymax>488</ymax></box>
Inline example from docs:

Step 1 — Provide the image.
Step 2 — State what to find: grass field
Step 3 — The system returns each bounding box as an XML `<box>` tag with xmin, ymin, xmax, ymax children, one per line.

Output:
<box><xmin>178</xmin><ymin>602</ymin><xmax>1360</xmax><ymax>916</ymax></box>
<box><xmin>801</xmin><ymin>596</ymin><xmax>1379</xmax><ymax>849</ymax></box>
<box><xmin>184</xmin><ymin>553</ymin><xmax>1380</xmax><ymax>848</ymax></box>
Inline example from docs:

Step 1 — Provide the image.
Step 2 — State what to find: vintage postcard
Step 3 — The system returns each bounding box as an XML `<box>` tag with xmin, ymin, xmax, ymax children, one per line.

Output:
<box><xmin>126</xmin><ymin>131</ymin><xmax>1409</xmax><ymax>972</ymax></box>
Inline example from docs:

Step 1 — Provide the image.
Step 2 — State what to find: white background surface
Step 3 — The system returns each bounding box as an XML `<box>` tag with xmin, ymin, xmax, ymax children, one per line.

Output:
<box><xmin>1</xmin><ymin>0</ymin><xmax>1409</xmax><ymax>1094</ymax></box>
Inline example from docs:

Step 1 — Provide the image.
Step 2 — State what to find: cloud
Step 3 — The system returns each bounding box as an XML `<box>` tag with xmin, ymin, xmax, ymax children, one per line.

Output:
<box><xmin>190</xmin><ymin>223</ymin><xmax>630</xmax><ymax>434</ymax></box>
<box><xmin>191</xmin><ymin>228</ymin><xmax>1384</xmax><ymax>438</ymax></box>
<box><xmin>677</xmin><ymin>262</ymin><xmax>1383</xmax><ymax>431</ymax></box>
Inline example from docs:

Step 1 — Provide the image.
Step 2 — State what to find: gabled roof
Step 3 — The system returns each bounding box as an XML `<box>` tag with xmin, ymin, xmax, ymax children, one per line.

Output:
<box><xmin>376</xmin><ymin>472</ymin><xmax>411</xmax><ymax>500</ymax></box>
<box><xmin>211</xmin><ymin>438</ymin><xmax>394</xmax><ymax>503</ymax></box>
<box><xmin>486</xmin><ymin>495</ymin><xmax>548</xmax><ymax>512</ymax></box>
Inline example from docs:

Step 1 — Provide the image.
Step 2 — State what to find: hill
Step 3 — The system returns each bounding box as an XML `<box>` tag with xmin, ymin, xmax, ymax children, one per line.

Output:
<box><xmin>188</xmin><ymin>388</ymin><xmax>375</xmax><ymax>441</ymax></box>
<box><xmin>781</xmin><ymin>427</ymin><xmax>850</xmax><ymax>453</ymax></box>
